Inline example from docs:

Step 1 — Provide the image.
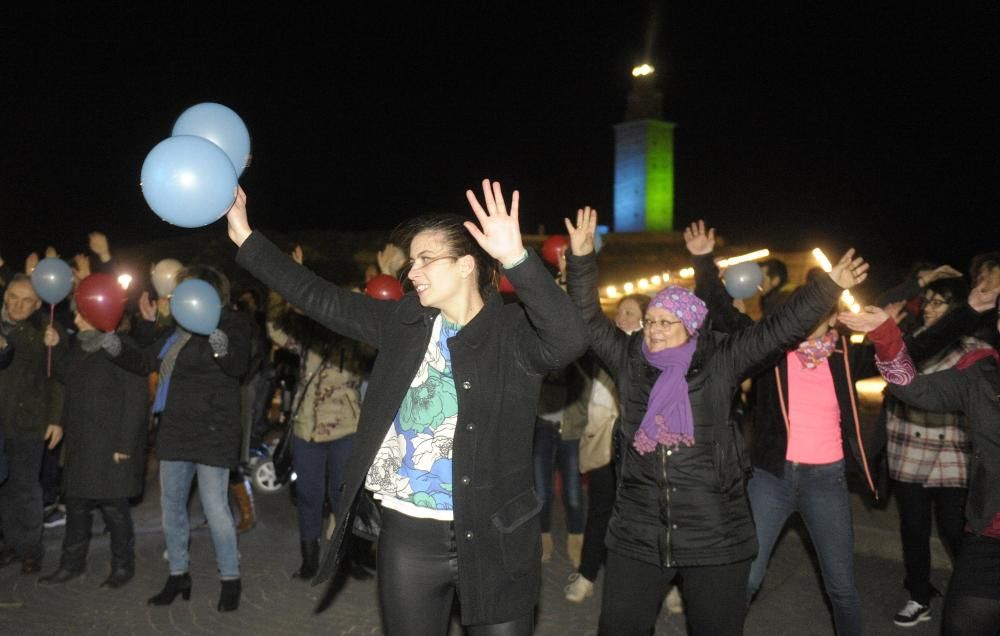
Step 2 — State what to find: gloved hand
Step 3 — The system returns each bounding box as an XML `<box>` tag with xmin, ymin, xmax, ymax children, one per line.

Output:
<box><xmin>101</xmin><ymin>333</ymin><xmax>123</xmax><ymax>357</ymax></box>
<box><xmin>208</xmin><ymin>329</ymin><xmax>229</xmax><ymax>358</ymax></box>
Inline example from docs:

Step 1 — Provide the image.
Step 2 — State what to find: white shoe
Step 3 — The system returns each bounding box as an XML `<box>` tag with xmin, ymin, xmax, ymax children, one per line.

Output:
<box><xmin>665</xmin><ymin>586</ymin><xmax>684</xmax><ymax>614</ymax></box>
<box><xmin>893</xmin><ymin>600</ymin><xmax>931</xmax><ymax>627</ymax></box>
<box><xmin>564</xmin><ymin>573</ymin><xmax>594</xmax><ymax>603</ymax></box>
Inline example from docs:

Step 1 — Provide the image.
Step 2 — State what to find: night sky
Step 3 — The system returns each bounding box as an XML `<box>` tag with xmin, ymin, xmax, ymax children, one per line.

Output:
<box><xmin>2</xmin><ymin>4</ymin><xmax>998</xmax><ymax>282</ymax></box>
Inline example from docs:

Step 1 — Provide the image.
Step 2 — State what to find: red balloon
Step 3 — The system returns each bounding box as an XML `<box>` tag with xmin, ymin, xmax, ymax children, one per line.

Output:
<box><xmin>365</xmin><ymin>275</ymin><xmax>403</xmax><ymax>301</ymax></box>
<box><xmin>498</xmin><ymin>276</ymin><xmax>516</xmax><ymax>293</ymax></box>
<box><xmin>75</xmin><ymin>273</ymin><xmax>127</xmax><ymax>332</ymax></box>
<box><xmin>541</xmin><ymin>235</ymin><xmax>569</xmax><ymax>267</ymax></box>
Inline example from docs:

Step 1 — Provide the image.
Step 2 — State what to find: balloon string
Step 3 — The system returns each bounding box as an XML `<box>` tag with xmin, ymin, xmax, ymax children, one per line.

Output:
<box><xmin>47</xmin><ymin>304</ymin><xmax>54</xmax><ymax>378</ymax></box>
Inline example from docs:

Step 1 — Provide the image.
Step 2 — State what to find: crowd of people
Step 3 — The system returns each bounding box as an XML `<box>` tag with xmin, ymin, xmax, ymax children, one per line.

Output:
<box><xmin>1</xmin><ymin>183</ymin><xmax>998</xmax><ymax>634</ymax></box>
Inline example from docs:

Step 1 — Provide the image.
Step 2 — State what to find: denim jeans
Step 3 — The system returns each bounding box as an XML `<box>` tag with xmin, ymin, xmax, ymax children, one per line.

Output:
<box><xmin>159</xmin><ymin>460</ymin><xmax>240</xmax><ymax>579</ymax></box>
<box><xmin>748</xmin><ymin>460</ymin><xmax>861</xmax><ymax>636</ymax></box>
<box><xmin>291</xmin><ymin>434</ymin><xmax>354</xmax><ymax>541</ymax></box>
<box><xmin>532</xmin><ymin>420</ymin><xmax>584</xmax><ymax>533</ymax></box>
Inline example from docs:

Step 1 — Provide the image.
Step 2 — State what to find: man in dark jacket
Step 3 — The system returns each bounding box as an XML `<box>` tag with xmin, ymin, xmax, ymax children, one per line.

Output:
<box><xmin>0</xmin><ymin>274</ymin><xmax>66</xmax><ymax>574</ymax></box>
<box><xmin>0</xmin><ymin>336</ymin><xmax>13</xmax><ymax>484</ymax></box>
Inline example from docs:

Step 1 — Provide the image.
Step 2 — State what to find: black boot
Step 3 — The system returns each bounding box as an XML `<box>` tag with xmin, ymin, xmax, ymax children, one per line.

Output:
<box><xmin>217</xmin><ymin>578</ymin><xmax>241</xmax><ymax>612</ymax></box>
<box><xmin>39</xmin><ymin>568</ymin><xmax>84</xmax><ymax>585</ymax></box>
<box><xmin>101</xmin><ymin>568</ymin><xmax>134</xmax><ymax>588</ymax></box>
<box><xmin>293</xmin><ymin>539</ymin><xmax>319</xmax><ymax>580</ymax></box>
<box><xmin>147</xmin><ymin>573</ymin><xmax>192</xmax><ymax>605</ymax></box>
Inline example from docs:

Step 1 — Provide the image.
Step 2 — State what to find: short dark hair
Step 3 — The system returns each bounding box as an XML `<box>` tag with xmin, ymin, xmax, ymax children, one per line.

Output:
<box><xmin>970</xmin><ymin>251</ymin><xmax>1000</xmax><ymax>283</ymax></box>
<box><xmin>391</xmin><ymin>213</ymin><xmax>500</xmax><ymax>299</ymax></box>
<box><xmin>761</xmin><ymin>259</ymin><xmax>788</xmax><ymax>287</ymax></box>
<box><xmin>177</xmin><ymin>265</ymin><xmax>231</xmax><ymax>306</ymax></box>
<box><xmin>924</xmin><ymin>277</ymin><xmax>969</xmax><ymax>306</ymax></box>
<box><xmin>618</xmin><ymin>293</ymin><xmax>651</xmax><ymax>315</ymax></box>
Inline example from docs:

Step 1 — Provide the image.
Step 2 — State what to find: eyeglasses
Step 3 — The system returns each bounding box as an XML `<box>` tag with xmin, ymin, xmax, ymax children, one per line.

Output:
<box><xmin>641</xmin><ymin>317</ymin><xmax>683</xmax><ymax>330</ymax></box>
<box><xmin>407</xmin><ymin>254</ymin><xmax>458</xmax><ymax>272</ymax></box>
<box><xmin>923</xmin><ymin>298</ymin><xmax>949</xmax><ymax>309</ymax></box>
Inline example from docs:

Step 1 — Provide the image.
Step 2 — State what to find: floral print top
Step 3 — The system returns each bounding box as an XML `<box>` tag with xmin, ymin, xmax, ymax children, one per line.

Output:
<box><xmin>365</xmin><ymin>314</ymin><xmax>460</xmax><ymax>520</ymax></box>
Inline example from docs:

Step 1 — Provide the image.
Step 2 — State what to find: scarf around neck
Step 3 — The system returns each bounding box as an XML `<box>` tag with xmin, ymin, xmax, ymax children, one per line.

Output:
<box><xmin>77</xmin><ymin>330</ymin><xmax>106</xmax><ymax>353</ymax></box>
<box><xmin>794</xmin><ymin>329</ymin><xmax>838</xmax><ymax>369</ymax></box>
<box><xmin>633</xmin><ymin>337</ymin><xmax>698</xmax><ymax>454</ymax></box>
<box><xmin>152</xmin><ymin>327</ymin><xmax>192</xmax><ymax>413</ymax></box>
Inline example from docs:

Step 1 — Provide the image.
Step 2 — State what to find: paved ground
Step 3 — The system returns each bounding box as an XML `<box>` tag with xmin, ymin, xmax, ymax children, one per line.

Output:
<box><xmin>0</xmin><ymin>467</ymin><xmax>955</xmax><ymax>635</ymax></box>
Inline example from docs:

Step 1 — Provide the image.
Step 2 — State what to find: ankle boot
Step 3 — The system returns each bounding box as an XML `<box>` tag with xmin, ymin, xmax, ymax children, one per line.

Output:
<box><xmin>229</xmin><ymin>480</ymin><xmax>256</xmax><ymax>533</ymax></box>
<box><xmin>293</xmin><ymin>539</ymin><xmax>319</xmax><ymax>580</ymax></box>
<box><xmin>147</xmin><ymin>573</ymin><xmax>192</xmax><ymax>605</ymax></box>
<box><xmin>217</xmin><ymin>578</ymin><xmax>241</xmax><ymax>612</ymax></box>
<box><xmin>541</xmin><ymin>533</ymin><xmax>554</xmax><ymax>562</ymax></box>
<box><xmin>567</xmin><ymin>533</ymin><xmax>584</xmax><ymax>569</ymax></box>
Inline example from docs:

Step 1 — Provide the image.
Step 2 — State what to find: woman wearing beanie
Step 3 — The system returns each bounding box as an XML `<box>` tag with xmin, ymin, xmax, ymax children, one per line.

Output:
<box><xmin>565</xmin><ymin>208</ymin><xmax>869</xmax><ymax>635</ymax></box>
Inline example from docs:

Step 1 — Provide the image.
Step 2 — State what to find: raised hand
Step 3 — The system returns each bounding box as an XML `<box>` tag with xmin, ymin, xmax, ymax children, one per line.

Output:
<box><xmin>828</xmin><ymin>249</ymin><xmax>869</xmax><ymax>289</ymax></box>
<box><xmin>377</xmin><ymin>243</ymin><xmax>406</xmax><ymax>276</ymax></box>
<box><xmin>683</xmin><ymin>220</ymin><xmax>715</xmax><ymax>256</ymax></box>
<box><xmin>838</xmin><ymin>306</ymin><xmax>890</xmax><ymax>333</ymax></box>
<box><xmin>44</xmin><ymin>246</ymin><xmax>58</xmax><ymax>259</ymax></box>
<box><xmin>563</xmin><ymin>206</ymin><xmax>598</xmax><ymax>256</ymax></box>
<box><xmin>25</xmin><ymin>252</ymin><xmax>39</xmax><ymax>274</ymax></box>
<box><xmin>464</xmin><ymin>179</ymin><xmax>524</xmax><ymax>266</ymax></box>
<box><xmin>882</xmin><ymin>300</ymin><xmax>907</xmax><ymax>324</ymax></box>
<box><xmin>918</xmin><ymin>264</ymin><xmax>962</xmax><ymax>287</ymax></box>
<box><xmin>72</xmin><ymin>253</ymin><xmax>91</xmax><ymax>281</ymax></box>
<box><xmin>139</xmin><ymin>291</ymin><xmax>158</xmax><ymax>322</ymax></box>
<box><xmin>291</xmin><ymin>245</ymin><xmax>304</xmax><ymax>265</ymax></box>
<box><xmin>226</xmin><ymin>186</ymin><xmax>252</xmax><ymax>247</ymax></box>
<box><xmin>88</xmin><ymin>232</ymin><xmax>111</xmax><ymax>263</ymax></box>
<box><xmin>968</xmin><ymin>282</ymin><xmax>1000</xmax><ymax>313</ymax></box>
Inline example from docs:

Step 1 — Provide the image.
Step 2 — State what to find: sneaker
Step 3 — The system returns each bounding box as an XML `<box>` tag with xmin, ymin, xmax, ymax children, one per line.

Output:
<box><xmin>893</xmin><ymin>600</ymin><xmax>931</xmax><ymax>627</ymax></box>
<box><xmin>564</xmin><ymin>573</ymin><xmax>594</xmax><ymax>603</ymax></box>
<box><xmin>43</xmin><ymin>508</ymin><xmax>66</xmax><ymax>529</ymax></box>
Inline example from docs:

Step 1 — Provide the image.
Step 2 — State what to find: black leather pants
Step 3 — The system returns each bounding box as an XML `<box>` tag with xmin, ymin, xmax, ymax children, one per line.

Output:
<box><xmin>377</xmin><ymin>507</ymin><xmax>533</xmax><ymax>635</ymax></box>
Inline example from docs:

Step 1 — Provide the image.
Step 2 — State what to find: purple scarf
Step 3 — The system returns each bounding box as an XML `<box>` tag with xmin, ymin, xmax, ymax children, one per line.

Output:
<box><xmin>633</xmin><ymin>337</ymin><xmax>698</xmax><ymax>454</ymax></box>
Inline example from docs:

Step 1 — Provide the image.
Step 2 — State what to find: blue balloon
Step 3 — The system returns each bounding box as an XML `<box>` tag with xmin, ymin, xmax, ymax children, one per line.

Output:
<box><xmin>170</xmin><ymin>279</ymin><xmax>222</xmax><ymax>335</ymax></box>
<box><xmin>172</xmin><ymin>103</ymin><xmax>251</xmax><ymax>177</ymax></box>
<box><xmin>141</xmin><ymin>135</ymin><xmax>238</xmax><ymax>228</ymax></box>
<box><xmin>31</xmin><ymin>257</ymin><xmax>74</xmax><ymax>305</ymax></box>
<box><xmin>723</xmin><ymin>262</ymin><xmax>764</xmax><ymax>300</ymax></box>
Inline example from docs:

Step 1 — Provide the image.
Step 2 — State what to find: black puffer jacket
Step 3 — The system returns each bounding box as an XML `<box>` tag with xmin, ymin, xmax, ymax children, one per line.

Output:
<box><xmin>236</xmin><ymin>232</ymin><xmax>588</xmax><ymax>625</ymax></box>
<box><xmin>111</xmin><ymin>312</ymin><xmax>251</xmax><ymax>469</ymax></box>
<box><xmin>567</xmin><ymin>251</ymin><xmax>842</xmax><ymax>567</ymax></box>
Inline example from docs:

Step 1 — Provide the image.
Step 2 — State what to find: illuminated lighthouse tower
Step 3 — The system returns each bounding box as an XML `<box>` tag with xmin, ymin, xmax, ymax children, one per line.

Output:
<box><xmin>613</xmin><ymin>63</ymin><xmax>675</xmax><ymax>232</ymax></box>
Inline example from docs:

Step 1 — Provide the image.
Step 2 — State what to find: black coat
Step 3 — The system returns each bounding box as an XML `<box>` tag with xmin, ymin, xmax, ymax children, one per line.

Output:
<box><xmin>54</xmin><ymin>339</ymin><xmax>148</xmax><ymax>499</ymax></box>
<box><xmin>567</xmin><ymin>251</ymin><xmax>843</xmax><ymax>568</ymax></box>
<box><xmin>111</xmin><ymin>311</ymin><xmax>251</xmax><ymax>469</ymax></box>
<box><xmin>0</xmin><ymin>312</ymin><xmax>66</xmax><ymax>440</ymax></box>
<box><xmin>236</xmin><ymin>232</ymin><xmax>588</xmax><ymax>625</ymax></box>
<box><xmin>889</xmin><ymin>357</ymin><xmax>1000</xmax><ymax>534</ymax></box>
